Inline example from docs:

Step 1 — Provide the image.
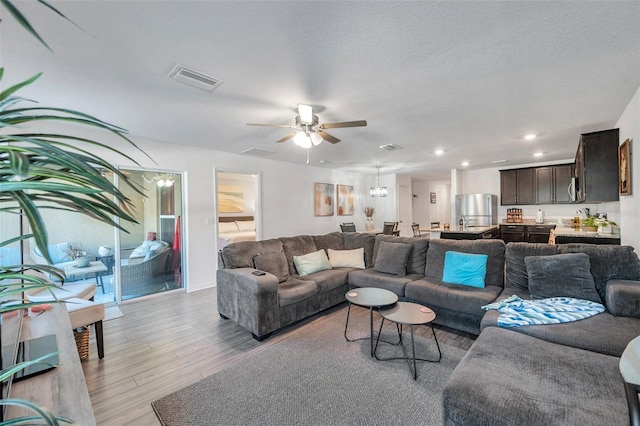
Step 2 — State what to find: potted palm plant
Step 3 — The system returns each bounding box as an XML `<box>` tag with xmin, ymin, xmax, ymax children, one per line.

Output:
<box><xmin>1</xmin><ymin>0</ymin><xmax>149</xmax><ymax>423</ymax></box>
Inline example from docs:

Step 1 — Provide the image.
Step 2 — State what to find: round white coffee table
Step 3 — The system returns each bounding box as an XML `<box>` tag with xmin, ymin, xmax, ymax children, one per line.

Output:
<box><xmin>374</xmin><ymin>301</ymin><xmax>442</xmax><ymax>380</ymax></box>
<box><xmin>344</xmin><ymin>287</ymin><xmax>398</xmax><ymax>357</ymax></box>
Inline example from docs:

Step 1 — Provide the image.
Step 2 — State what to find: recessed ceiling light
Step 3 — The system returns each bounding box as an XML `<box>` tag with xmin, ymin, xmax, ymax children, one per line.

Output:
<box><xmin>435</xmin><ymin>149</ymin><xmax>444</xmax><ymax>155</ymax></box>
<box><xmin>461</xmin><ymin>161</ymin><xmax>469</xmax><ymax>167</ymax></box>
<box><xmin>524</xmin><ymin>134</ymin><xmax>537</xmax><ymax>141</ymax></box>
<box><xmin>533</xmin><ymin>152</ymin><xmax>543</xmax><ymax>157</ymax></box>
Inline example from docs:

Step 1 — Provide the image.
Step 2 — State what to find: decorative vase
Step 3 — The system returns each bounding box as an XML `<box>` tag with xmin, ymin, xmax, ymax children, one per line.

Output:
<box><xmin>98</xmin><ymin>245</ymin><xmax>112</xmax><ymax>257</ymax></box>
<box><xmin>365</xmin><ymin>217</ymin><xmax>374</xmax><ymax>232</ymax></box>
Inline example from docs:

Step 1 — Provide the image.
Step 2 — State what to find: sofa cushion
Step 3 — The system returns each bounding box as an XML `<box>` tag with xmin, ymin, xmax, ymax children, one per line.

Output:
<box><xmin>505</xmin><ymin>242</ymin><xmax>559</xmax><ymax>291</ymax></box>
<box><xmin>373</xmin><ymin>241</ymin><xmax>412</xmax><ymax>276</ymax></box>
<box><xmin>299</xmin><ymin>268</ymin><xmax>350</xmax><ymax>293</ymax></box>
<box><xmin>425</xmin><ymin>239</ymin><xmax>505</xmax><ymax>287</ymax></box>
<box><xmin>558</xmin><ymin>244</ymin><xmax>640</xmax><ymax>301</ymax></box>
<box><xmin>312</xmin><ymin>232</ymin><xmax>344</xmax><ymax>252</ymax></box>
<box><xmin>293</xmin><ymin>249</ymin><xmax>332</xmax><ymax>276</ymax></box>
<box><xmin>405</xmin><ymin>278</ymin><xmax>503</xmax><ymax>318</ymax></box>
<box><xmin>221</xmin><ymin>239</ymin><xmax>284</xmax><ymax>269</ymax></box>
<box><xmin>373</xmin><ymin>235</ymin><xmax>429</xmax><ymax>275</ymax></box>
<box><xmin>605</xmin><ymin>279</ymin><xmax>640</xmax><ymax>319</ymax></box>
<box><xmin>348</xmin><ymin>269</ymin><xmax>422</xmax><ymax>297</ymax></box>
<box><xmin>253</xmin><ymin>251</ymin><xmax>289</xmax><ymax>283</ymax></box>
<box><xmin>442</xmin><ymin>251</ymin><xmax>488</xmax><ymax>288</ymax></box>
<box><xmin>327</xmin><ymin>248</ymin><xmax>365</xmax><ymax>269</ymax></box>
<box><xmin>281</xmin><ymin>235</ymin><xmax>318</xmax><ymax>275</ymax></box>
<box><xmin>343</xmin><ymin>232</ymin><xmax>376</xmax><ymax>268</ymax></box>
<box><xmin>278</xmin><ymin>278</ymin><xmax>318</xmax><ymax>307</ymax></box>
<box><xmin>525</xmin><ymin>253</ymin><xmax>602</xmax><ymax>303</ymax></box>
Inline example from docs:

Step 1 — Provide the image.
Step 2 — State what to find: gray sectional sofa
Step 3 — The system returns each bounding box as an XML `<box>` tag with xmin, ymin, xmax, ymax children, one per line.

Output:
<box><xmin>217</xmin><ymin>232</ymin><xmax>640</xmax><ymax>425</ymax></box>
<box><xmin>443</xmin><ymin>242</ymin><xmax>640</xmax><ymax>426</ymax></box>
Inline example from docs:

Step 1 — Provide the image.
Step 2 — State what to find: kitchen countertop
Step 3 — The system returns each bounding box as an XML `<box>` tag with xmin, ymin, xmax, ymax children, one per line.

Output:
<box><xmin>428</xmin><ymin>225</ymin><xmax>499</xmax><ymax>234</ymax></box>
<box><xmin>552</xmin><ymin>227</ymin><xmax>621</xmax><ymax>239</ymax></box>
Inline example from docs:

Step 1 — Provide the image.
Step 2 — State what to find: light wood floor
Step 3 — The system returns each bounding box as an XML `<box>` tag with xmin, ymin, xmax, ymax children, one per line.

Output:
<box><xmin>82</xmin><ymin>287</ymin><xmax>476</xmax><ymax>425</ymax></box>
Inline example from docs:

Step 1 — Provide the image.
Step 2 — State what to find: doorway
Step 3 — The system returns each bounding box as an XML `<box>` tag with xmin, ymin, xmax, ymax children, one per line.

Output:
<box><xmin>215</xmin><ymin>171</ymin><xmax>260</xmax><ymax>251</ymax></box>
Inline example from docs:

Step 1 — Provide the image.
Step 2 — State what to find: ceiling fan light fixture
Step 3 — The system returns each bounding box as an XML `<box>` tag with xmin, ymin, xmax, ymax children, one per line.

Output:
<box><xmin>293</xmin><ymin>131</ymin><xmax>312</xmax><ymax>148</ymax></box>
<box><xmin>310</xmin><ymin>132</ymin><xmax>323</xmax><ymax>146</ymax></box>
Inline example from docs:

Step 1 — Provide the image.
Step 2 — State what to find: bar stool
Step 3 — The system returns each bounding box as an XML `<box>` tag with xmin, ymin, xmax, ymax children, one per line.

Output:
<box><xmin>66</xmin><ymin>297</ymin><xmax>105</xmax><ymax>359</ymax></box>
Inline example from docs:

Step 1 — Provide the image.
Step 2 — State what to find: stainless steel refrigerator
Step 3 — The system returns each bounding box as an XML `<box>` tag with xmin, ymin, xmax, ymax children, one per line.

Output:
<box><xmin>455</xmin><ymin>194</ymin><xmax>498</xmax><ymax>227</ymax></box>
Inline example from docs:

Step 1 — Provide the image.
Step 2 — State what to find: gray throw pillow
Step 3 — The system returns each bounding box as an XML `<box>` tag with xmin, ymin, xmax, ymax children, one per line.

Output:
<box><xmin>253</xmin><ymin>251</ymin><xmax>289</xmax><ymax>283</ymax></box>
<box><xmin>525</xmin><ymin>253</ymin><xmax>602</xmax><ymax>303</ymax></box>
<box><xmin>373</xmin><ymin>241</ymin><xmax>412</xmax><ymax>277</ymax></box>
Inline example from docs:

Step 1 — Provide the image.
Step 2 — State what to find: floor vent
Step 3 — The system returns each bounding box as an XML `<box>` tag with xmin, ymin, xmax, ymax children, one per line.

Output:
<box><xmin>241</xmin><ymin>147</ymin><xmax>275</xmax><ymax>157</ymax></box>
<box><xmin>379</xmin><ymin>143</ymin><xmax>403</xmax><ymax>151</ymax></box>
<box><xmin>169</xmin><ymin>64</ymin><xmax>224</xmax><ymax>91</ymax></box>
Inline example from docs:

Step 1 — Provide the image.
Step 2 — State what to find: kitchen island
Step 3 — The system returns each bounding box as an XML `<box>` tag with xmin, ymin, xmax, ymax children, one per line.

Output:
<box><xmin>428</xmin><ymin>225</ymin><xmax>500</xmax><ymax>240</ymax></box>
<box><xmin>551</xmin><ymin>227</ymin><xmax>621</xmax><ymax>245</ymax></box>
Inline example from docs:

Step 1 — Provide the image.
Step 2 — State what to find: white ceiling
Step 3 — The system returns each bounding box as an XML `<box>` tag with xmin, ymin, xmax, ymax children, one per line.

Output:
<box><xmin>3</xmin><ymin>1</ymin><xmax>639</xmax><ymax>180</ymax></box>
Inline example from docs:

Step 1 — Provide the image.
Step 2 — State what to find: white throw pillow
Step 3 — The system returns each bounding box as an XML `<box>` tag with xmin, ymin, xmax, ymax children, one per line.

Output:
<box><xmin>327</xmin><ymin>248</ymin><xmax>365</xmax><ymax>269</ymax></box>
<box><xmin>219</xmin><ymin>222</ymin><xmax>239</xmax><ymax>233</ymax></box>
<box><xmin>236</xmin><ymin>220</ymin><xmax>255</xmax><ymax>232</ymax></box>
<box><xmin>129</xmin><ymin>244</ymin><xmax>149</xmax><ymax>259</ymax></box>
<box><xmin>293</xmin><ymin>249</ymin><xmax>332</xmax><ymax>276</ymax></box>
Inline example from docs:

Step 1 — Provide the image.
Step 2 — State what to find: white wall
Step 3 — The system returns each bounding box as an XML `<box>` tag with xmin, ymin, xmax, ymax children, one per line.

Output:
<box><xmin>616</xmin><ymin>85</ymin><xmax>640</xmax><ymax>250</ymax></box>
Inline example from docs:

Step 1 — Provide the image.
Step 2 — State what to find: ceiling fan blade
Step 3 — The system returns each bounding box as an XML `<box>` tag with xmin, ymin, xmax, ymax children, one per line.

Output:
<box><xmin>276</xmin><ymin>132</ymin><xmax>297</xmax><ymax>143</ymax></box>
<box><xmin>298</xmin><ymin>104</ymin><xmax>313</xmax><ymax>124</ymax></box>
<box><xmin>319</xmin><ymin>120</ymin><xmax>367</xmax><ymax>129</ymax></box>
<box><xmin>247</xmin><ymin>123</ymin><xmax>297</xmax><ymax>129</ymax></box>
<box><xmin>317</xmin><ymin>130</ymin><xmax>341</xmax><ymax>144</ymax></box>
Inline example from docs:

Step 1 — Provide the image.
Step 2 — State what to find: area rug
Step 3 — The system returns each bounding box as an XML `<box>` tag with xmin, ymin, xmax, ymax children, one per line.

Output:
<box><xmin>152</xmin><ymin>313</ymin><xmax>467</xmax><ymax>426</ymax></box>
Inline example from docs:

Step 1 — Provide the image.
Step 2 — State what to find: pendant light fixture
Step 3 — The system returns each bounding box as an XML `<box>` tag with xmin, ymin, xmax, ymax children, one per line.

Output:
<box><xmin>370</xmin><ymin>165</ymin><xmax>388</xmax><ymax>197</ymax></box>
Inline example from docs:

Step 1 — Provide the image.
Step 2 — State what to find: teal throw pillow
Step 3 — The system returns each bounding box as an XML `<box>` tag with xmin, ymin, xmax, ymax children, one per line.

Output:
<box><xmin>442</xmin><ymin>251</ymin><xmax>488</xmax><ymax>288</ymax></box>
<box><xmin>293</xmin><ymin>249</ymin><xmax>332</xmax><ymax>276</ymax></box>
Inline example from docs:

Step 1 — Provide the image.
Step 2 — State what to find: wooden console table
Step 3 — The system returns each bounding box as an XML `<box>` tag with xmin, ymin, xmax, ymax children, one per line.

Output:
<box><xmin>6</xmin><ymin>304</ymin><xmax>96</xmax><ymax>425</ymax></box>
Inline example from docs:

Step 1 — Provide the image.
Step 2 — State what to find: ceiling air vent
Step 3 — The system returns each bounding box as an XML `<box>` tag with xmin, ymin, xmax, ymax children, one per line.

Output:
<box><xmin>169</xmin><ymin>64</ymin><xmax>224</xmax><ymax>91</ymax></box>
<box><xmin>379</xmin><ymin>143</ymin><xmax>403</xmax><ymax>151</ymax></box>
<box><xmin>241</xmin><ymin>147</ymin><xmax>275</xmax><ymax>157</ymax></box>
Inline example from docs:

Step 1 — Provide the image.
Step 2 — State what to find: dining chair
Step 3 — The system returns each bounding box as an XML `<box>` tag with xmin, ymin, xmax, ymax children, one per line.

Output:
<box><xmin>412</xmin><ymin>223</ymin><xmax>421</xmax><ymax>237</ymax></box>
<box><xmin>340</xmin><ymin>222</ymin><xmax>356</xmax><ymax>232</ymax></box>
<box><xmin>382</xmin><ymin>222</ymin><xmax>399</xmax><ymax>236</ymax></box>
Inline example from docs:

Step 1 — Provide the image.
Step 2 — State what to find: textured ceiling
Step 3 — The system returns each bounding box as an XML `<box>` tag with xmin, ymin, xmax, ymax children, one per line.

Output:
<box><xmin>2</xmin><ymin>1</ymin><xmax>639</xmax><ymax>180</ymax></box>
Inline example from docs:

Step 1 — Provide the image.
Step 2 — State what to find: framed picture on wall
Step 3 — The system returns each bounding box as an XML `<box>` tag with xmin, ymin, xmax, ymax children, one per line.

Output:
<box><xmin>336</xmin><ymin>184</ymin><xmax>354</xmax><ymax>216</ymax></box>
<box><xmin>430</xmin><ymin>192</ymin><xmax>437</xmax><ymax>204</ymax></box>
<box><xmin>620</xmin><ymin>139</ymin><xmax>632</xmax><ymax>196</ymax></box>
<box><xmin>314</xmin><ymin>182</ymin><xmax>334</xmax><ymax>216</ymax></box>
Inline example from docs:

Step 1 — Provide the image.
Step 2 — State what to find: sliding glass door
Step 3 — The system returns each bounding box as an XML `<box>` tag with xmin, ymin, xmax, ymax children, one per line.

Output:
<box><xmin>116</xmin><ymin>168</ymin><xmax>183</xmax><ymax>301</ymax></box>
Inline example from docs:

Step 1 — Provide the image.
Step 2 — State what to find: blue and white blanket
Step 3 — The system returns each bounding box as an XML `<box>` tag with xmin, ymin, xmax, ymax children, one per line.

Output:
<box><xmin>481</xmin><ymin>295</ymin><xmax>605</xmax><ymax>327</ymax></box>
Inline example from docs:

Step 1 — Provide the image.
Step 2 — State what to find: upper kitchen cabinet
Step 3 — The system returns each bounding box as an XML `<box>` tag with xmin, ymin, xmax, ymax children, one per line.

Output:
<box><xmin>575</xmin><ymin>129</ymin><xmax>619</xmax><ymax>203</ymax></box>
<box><xmin>535</xmin><ymin>164</ymin><xmax>574</xmax><ymax>204</ymax></box>
<box><xmin>500</xmin><ymin>168</ymin><xmax>534</xmax><ymax>205</ymax></box>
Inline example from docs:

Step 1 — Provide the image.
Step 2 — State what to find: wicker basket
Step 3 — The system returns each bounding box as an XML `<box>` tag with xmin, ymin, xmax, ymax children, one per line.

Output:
<box><xmin>74</xmin><ymin>327</ymin><xmax>90</xmax><ymax>361</ymax></box>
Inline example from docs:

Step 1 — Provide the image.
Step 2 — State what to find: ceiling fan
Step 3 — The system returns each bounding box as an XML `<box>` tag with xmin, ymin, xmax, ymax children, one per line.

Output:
<box><xmin>247</xmin><ymin>104</ymin><xmax>367</xmax><ymax>148</ymax></box>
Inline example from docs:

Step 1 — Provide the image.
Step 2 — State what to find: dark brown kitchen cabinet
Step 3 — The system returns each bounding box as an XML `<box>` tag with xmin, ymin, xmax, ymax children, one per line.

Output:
<box><xmin>535</xmin><ymin>164</ymin><xmax>574</xmax><ymax>204</ymax></box>
<box><xmin>574</xmin><ymin>129</ymin><xmax>619</xmax><ymax>203</ymax></box>
<box><xmin>500</xmin><ymin>224</ymin><xmax>526</xmax><ymax>243</ymax></box>
<box><xmin>500</xmin><ymin>168</ymin><xmax>533</xmax><ymax>205</ymax></box>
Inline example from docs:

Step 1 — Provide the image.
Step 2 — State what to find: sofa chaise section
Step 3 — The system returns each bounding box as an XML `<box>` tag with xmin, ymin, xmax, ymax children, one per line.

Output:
<box><xmin>443</xmin><ymin>327</ymin><xmax>627</xmax><ymax>426</ymax></box>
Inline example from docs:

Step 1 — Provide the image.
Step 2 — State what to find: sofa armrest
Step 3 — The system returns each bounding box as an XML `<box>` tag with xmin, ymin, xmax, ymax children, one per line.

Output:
<box><xmin>605</xmin><ymin>279</ymin><xmax>640</xmax><ymax>318</ymax></box>
<box><xmin>216</xmin><ymin>268</ymin><xmax>280</xmax><ymax>337</ymax></box>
